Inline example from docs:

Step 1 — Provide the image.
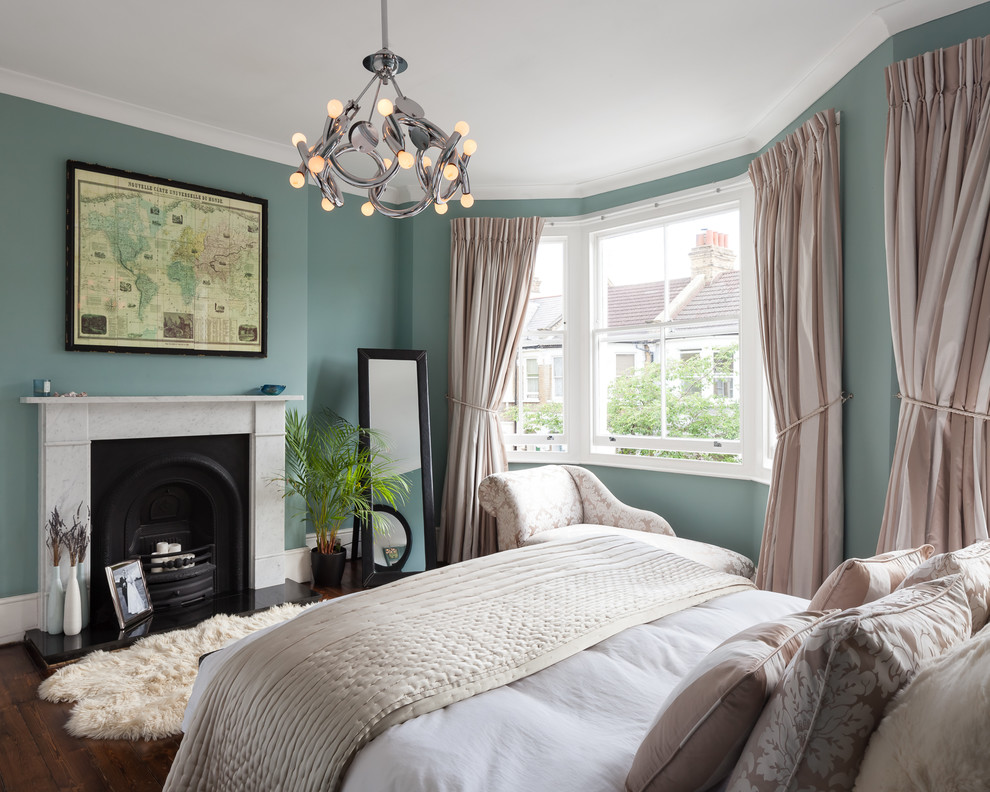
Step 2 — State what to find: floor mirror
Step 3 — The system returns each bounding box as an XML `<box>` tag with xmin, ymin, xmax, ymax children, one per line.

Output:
<box><xmin>357</xmin><ymin>348</ymin><xmax>436</xmax><ymax>586</ymax></box>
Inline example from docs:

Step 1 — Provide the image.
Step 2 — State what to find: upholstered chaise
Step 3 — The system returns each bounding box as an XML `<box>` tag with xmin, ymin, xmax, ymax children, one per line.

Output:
<box><xmin>478</xmin><ymin>465</ymin><xmax>674</xmax><ymax>551</ymax></box>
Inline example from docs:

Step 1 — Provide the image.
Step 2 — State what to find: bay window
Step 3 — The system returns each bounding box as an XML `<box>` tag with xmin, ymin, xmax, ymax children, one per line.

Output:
<box><xmin>504</xmin><ymin>178</ymin><xmax>770</xmax><ymax>481</ymax></box>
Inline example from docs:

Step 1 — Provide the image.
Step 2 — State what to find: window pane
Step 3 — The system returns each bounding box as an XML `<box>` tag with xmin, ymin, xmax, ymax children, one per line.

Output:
<box><xmin>531</xmin><ymin>239</ymin><xmax>565</xmax><ymax>311</ymax></box>
<box><xmin>664</xmin><ymin>330</ymin><xmax>739</xmax><ymax>441</ymax></box>
<box><xmin>595</xmin><ymin>208</ymin><xmax>743</xmax><ymax>463</ymax></box>
<box><xmin>601</xmin><ymin>227</ymin><xmax>664</xmax><ymax>328</ymax></box>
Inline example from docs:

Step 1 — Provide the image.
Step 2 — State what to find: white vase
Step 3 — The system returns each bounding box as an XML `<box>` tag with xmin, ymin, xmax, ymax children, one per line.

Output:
<box><xmin>46</xmin><ymin>564</ymin><xmax>64</xmax><ymax>635</ymax></box>
<box><xmin>63</xmin><ymin>565</ymin><xmax>82</xmax><ymax>636</ymax></box>
<box><xmin>77</xmin><ymin>562</ymin><xmax>89</xmax><ymax>629</ymax></box>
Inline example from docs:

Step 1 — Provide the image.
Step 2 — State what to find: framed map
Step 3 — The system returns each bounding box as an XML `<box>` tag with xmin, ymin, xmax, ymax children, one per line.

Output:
<box><xmin>66</xmin><ymin>161</ymin><xmax>268</xmax><ymax>356</ymax></box>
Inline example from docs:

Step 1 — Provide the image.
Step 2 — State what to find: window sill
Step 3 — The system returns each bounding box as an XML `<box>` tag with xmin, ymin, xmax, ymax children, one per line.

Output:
<box><xmin>506</xmin><ymin>448</ymin><xmax>773</xmax><ymax>485</ymax></box>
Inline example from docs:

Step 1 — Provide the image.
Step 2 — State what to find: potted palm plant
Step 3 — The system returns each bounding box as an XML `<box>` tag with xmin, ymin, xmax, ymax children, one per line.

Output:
<box><xmin>276</xmin><ymin>407</ymin><xmax>409</xmax><ymax>587</ymax></box>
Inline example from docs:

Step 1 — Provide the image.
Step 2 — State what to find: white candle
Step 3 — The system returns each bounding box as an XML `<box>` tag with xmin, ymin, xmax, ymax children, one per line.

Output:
<box><xmin>156</xmin><ymin>542</ymin><xmax>169</xmax><ymax>554</ymax></box>
<box><xmin>168</xmin><ymin>543</ymin><xmax>181</xmax><ymax>553</ymax></box>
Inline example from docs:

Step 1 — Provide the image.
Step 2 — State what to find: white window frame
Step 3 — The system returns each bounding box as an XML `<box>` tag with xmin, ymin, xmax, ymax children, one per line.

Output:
<box><xmin>523</xmin><ymin>356</ymin><xmax>540</xmax><ymax>401</ymax></box>
<box><xmin>506</xmin><ymin>177</ymin><xmax>771</xmax><ymax>484</ymax></box>
<box><xmin>552</xmin><ymin>355</ymin><xmax>564</xmax><ymax>400</ymax></box>
<box><xmin>501</xmin><ymin>236</ymin><xmax>570</xmax><ymax>451</ymax></box>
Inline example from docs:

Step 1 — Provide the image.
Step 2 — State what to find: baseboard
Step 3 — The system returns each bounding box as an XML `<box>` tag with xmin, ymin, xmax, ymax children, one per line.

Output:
<box><xmin>0</xmin><ymin>592</ymin><xmax>40</xmax><ymax>644</ymax></box>
<box><xmin>284</xmin><ymin>545</ymin><xmax>313</xmax><ymax>584</ymax></box>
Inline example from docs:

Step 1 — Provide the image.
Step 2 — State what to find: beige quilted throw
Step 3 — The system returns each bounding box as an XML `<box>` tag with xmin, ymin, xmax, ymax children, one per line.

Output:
<box><xmin>165</xmin><ymin>535</ymin><xmax>754</xmax><ymax>792</ymax></box>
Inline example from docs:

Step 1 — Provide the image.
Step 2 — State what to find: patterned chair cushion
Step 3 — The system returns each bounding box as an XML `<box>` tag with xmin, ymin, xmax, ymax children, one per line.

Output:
<box><xmin>726</xmin><ymin>575</ymin><xmax>972</xmax><ymax>792</ymax></box>
<box><xmin>478</xmin><ymin>465</ymin><xmax>673</xmax><ymax>551</ymax></box>
<box><xmin>478</xmin><ymin>466</ymin><xmax>585</xmax><ymax>550</ymax></box>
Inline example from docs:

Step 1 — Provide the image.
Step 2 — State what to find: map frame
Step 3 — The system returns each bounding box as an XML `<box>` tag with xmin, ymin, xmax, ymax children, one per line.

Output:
<box><xmin>65</xmin><ymin>161</ymin><xmax>268</xmax><ymax>357</ymax></box>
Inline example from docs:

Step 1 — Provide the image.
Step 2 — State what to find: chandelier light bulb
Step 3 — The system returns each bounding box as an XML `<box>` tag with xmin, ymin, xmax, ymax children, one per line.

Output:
<box><xmin>308</xmin><ymin>155</ymin><xmax>326</xmax><ymax>175</ymax></box>
<box><xmin>289</xmin><ymin>0</ymin><xmax>475</xmax><ymax>219</ymax></box>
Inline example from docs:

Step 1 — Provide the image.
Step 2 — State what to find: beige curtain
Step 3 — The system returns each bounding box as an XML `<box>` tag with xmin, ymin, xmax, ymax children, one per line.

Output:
<box><xmin>878</xmin><ymin>37</ymin><xmax>990</xmax><ymax>554</ymax></box>
<box><xmin>439</xmin><ymin>216</ymin><xmax>545</xmax><ymax>562</ymax></box>
<box><xmin>749</xmin><ymin>109</ymin><xmax>844</xmax><ymax>598</ymax></box>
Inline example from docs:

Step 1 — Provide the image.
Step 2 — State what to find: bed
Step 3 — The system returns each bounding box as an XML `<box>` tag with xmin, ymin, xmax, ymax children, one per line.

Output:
<box><xmin>166</xmin><ymin>529</ymin><xmax>795</xmax><ymax>791</ymax></box>
<box><xmin>165</xmin><ymin>467</ymin><xmax>990</xmax><ymax>792</ymax></box>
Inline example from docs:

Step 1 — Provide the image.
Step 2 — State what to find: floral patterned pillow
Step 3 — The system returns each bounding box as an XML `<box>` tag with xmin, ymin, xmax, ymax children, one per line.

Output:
<box><xmin>808</xmin><ymin>545</ymin><xmax>934</xmax><ymax>611</ymax></box>
<box><xmin>896</xmin><ymin>540</ymin><xmax>990</xmax><ymax>634</ymax></box>
<box><xmin>725</xmin><ymin>575</ymin><xmax>972</xmax><ymax>792</ymax></box>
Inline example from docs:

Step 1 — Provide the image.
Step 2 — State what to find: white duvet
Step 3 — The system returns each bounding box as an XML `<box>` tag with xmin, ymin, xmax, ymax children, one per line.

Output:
<box><xmin>189</xmin><ymin>587</ymin><xmax>807</xmax><ymax>792</ymax></box>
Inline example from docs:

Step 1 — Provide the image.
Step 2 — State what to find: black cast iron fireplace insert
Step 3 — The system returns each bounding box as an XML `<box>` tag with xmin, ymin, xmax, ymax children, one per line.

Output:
<box><xmin>89</xmin><ymin>434</ymin><xmax>250</xmax><ymax>627</ymax></box>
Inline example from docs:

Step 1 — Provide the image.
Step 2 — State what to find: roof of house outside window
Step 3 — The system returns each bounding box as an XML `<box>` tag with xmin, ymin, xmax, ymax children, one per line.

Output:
<box><xmin>525</xmin><ymin>271</ymin><xmax>741</xmax><ymax>333</ymax></box>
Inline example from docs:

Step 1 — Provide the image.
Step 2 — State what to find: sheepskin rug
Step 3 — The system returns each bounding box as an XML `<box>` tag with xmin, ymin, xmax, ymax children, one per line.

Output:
<box><xmin>853</xmin><ymin>622</ymin><xmax>990</xmax><ymax>791</ymax></box>
<box><xmin>38</xmin><ymin>603</ymin><xmax>308</xmax><ymax>740</ymax></box>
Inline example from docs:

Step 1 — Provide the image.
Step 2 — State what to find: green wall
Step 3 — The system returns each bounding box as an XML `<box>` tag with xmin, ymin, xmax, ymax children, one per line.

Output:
<box><xmin>402</xmin><ymin>2</ymin><xmax>990</xmax><ymax>564</ymax></box>
<box><xmin>0</xmin><ymin>93</ymin><xmax>358</xmax><ymax>597</ymax></box>
<box><xmin>2</xmin><ymin>2</ymin><xmax>989</xmax><ymax>599</ymax></box>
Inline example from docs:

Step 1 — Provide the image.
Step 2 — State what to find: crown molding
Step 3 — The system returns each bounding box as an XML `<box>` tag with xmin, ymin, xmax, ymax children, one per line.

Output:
<box><xmin>0</xmin><ymin>66</ymin><xmax>295</xmax><ymax>167</ymax></box>
<box><xmin>1</xmin><ymin>1</ymin><xmax>983</xmax><ymax>204</ymax></box>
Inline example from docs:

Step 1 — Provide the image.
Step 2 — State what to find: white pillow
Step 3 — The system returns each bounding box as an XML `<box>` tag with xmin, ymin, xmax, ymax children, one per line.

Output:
<box><xmin>854</xmin><ymin>623</ymin><xmax>990</xmax><ymax>791</ymax></box>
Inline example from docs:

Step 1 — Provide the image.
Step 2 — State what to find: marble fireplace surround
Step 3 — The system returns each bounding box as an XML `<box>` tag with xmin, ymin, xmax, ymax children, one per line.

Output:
<box><xmin>22</xmin><ymin>395</ymin><xmax>301</xmax><ymax>632</ymax></box>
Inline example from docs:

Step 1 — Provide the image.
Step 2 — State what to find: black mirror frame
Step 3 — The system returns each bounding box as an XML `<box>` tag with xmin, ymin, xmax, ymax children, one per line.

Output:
<box><xmin>356</xmin><ymin>348</ymin><xmax>437</xmax><ymax>586</ymax></box>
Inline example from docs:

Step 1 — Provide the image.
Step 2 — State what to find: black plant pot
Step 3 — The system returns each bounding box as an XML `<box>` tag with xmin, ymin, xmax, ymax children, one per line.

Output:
<box><xmin>311</xmin><ymin>546</ymin><xmax>346</xmax><ymax>588</ymax></box>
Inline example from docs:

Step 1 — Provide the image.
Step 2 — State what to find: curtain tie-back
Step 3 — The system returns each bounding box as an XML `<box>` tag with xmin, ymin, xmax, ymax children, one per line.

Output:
<box><xmin>446</xmin><ymin>395</ymin><xmax>499</xmax><ymax>415</ymax></box>
<box><xmin>897</xmin><ymin>393</ymin><xmax>990</xmax><ymax>421</ymax></box>
<box><xmin>776</xmin><ymin>392</ymin><xmax>853</xmax><ymax>439</ymax></box>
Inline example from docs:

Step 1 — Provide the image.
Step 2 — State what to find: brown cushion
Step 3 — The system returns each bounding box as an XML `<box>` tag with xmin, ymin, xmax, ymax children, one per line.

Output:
<box><xmin>896</xmin><ymin>539</ymin><xmax>990</xmax><ymax>634</ymax></box>
<box><xmin>727</xmin><ymin>576</ymin><xmax>972</xmax><ymax>792</ymax></box>
<box><xmin>625</xmin><ymin>611</ymin><xmax>831</xmax><ymax>792</ymax></box>
<box><xmin>808</xmin><ymin>545</ymin><xmax>934</xmax><ymax>611</ymax></box>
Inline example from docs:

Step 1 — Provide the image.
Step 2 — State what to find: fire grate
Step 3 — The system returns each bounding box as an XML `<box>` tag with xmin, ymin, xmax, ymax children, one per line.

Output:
<box><xmin>139</xmin><ymin>544</ymin><xmax>217</xmax><ymax>610</ymax></box>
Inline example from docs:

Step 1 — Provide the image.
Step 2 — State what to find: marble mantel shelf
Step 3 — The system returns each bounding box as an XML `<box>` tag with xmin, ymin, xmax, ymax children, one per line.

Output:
<box><xmin>21</xmin><ymin>394</ymin><xmax>303</xmax><ymax>404</ymax></box>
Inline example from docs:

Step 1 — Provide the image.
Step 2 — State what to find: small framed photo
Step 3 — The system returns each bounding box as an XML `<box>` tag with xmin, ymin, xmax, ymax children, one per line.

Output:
<box><xmin>105</xmin><ymin>560</ymin><xmax>153</xmax><ymax>629</ymax></box>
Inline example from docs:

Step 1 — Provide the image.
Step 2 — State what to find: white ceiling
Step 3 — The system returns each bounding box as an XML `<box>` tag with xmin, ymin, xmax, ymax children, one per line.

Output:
<box><xmin>0</xmin><ymin>0</ymin><xmax>983</xmax><ymax>200</ymax></box>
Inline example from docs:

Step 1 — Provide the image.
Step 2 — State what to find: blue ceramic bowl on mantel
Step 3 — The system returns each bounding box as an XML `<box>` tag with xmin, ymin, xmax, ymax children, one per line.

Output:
<box><xmin>260</xmin><ymin>384</ymin><xmax>286</xmax><ymax>396</ymax></box>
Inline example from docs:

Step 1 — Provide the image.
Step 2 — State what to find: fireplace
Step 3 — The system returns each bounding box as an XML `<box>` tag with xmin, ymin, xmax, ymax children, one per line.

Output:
<box><xmin>24</xmin><ymin>395</ymin><xmax>300</xmax><ymax>633</ymax></box>
<box><xmin>89</xmin><ymin>434</ymin><xmax>250</xmax><ymax>626</ymax></box>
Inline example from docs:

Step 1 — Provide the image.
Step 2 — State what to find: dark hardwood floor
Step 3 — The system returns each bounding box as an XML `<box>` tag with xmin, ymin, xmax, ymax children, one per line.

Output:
<box><xmin>0</xmin><ymin>561</ymin><xmax>363</xmax><ymax>791</ymax></box>
<box><xmin>0</xmin><ymin>640</ymin><xmax>181</xmax><ymax>792</ymax></box>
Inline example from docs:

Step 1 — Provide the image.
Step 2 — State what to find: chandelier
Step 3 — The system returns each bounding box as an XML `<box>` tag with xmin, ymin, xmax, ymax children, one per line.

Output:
<box><xmin>289</xmin><ymin>0</ymin><xmax>476</xmax><ymax>219</ymax></box>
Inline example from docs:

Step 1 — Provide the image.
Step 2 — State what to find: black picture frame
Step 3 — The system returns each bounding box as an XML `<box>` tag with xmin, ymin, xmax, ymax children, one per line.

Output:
<box><xmin>105</xmin><ymin>559</ymin><xmax>153</xmax><ymax>629</ymax></box>
<box><xmin>356</xmin><ymin>348</ymin><xmax>436</xmax><ymax>587</ymax></box>
<box><xmin>65</xmin><ymin>161</ymin><xmax>268</xmax><ymax>357</ymax></box>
